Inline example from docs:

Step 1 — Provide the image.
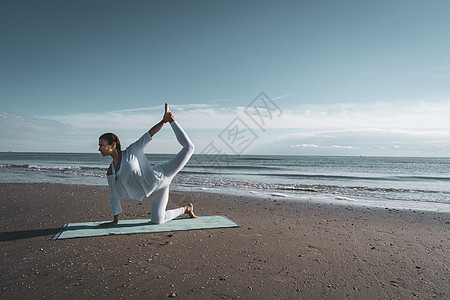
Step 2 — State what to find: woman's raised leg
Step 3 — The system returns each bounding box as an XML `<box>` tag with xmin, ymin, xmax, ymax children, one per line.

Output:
<box><xmin>159</xmin><ymin>121</ymin><xmax>195</xmax><ymax>178</ymax></box>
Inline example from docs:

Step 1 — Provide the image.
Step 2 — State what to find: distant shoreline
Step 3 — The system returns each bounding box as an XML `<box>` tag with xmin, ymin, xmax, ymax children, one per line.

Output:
<box><xmin>2</xmin><ymin>151</ymin><xmax>450</xmax><ymax>158</ymax></box>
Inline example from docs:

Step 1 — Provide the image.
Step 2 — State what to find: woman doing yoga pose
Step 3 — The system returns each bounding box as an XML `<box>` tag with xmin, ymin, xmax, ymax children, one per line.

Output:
<box><xmin>98</xmin><ymin>103</ymin><xmax>197</xmax><ymax>226</ymax></box>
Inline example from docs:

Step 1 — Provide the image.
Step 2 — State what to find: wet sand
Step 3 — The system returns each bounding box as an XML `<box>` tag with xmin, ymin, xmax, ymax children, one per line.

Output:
<box><xmin>0</xmin><ymin>183</ymin><xmax>449</xmax><ymax>299</ymax></box>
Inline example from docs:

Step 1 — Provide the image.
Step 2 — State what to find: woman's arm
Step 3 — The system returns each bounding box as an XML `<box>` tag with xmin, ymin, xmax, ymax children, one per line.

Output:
<box><xmin>148</xmin><ymin>103</ymin><xmax>175</xmax><ymax>137</ymax></box>
<box><xmin>100</xmin><ymin>176</ymin><xmax>122</xmax><ymax>226</ymax></box>
<box><xmin>148</xmin><ymin>120</ymin><xmax>165</xmax><ymax>137</ymax></box>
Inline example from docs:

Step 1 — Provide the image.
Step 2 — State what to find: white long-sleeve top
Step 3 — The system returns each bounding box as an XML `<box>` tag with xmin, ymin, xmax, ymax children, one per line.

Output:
<box><xmin>107</xmin><ymin>132</ymin><xmax>164</xmax><ymax>215</ymax></box>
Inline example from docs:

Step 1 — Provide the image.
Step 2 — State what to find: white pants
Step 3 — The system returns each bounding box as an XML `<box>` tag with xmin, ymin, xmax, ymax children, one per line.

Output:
<box><xmin>150</xmin><ymin>121</ymin><xmax>194</xmax><ymax>224</ymax></box>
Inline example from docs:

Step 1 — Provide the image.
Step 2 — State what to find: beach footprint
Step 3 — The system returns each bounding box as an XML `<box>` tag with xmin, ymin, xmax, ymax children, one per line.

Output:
<box><xmin>305</xmin><ymin>244</ymin><xmax>323</xmax><ymax>254</ymax></box>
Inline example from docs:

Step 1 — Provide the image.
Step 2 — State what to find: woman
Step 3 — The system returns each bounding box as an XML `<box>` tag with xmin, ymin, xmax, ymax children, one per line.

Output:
<box><xmin>98</xmin><ymin>103</ymin><xmax>197</xmax><ymax>226</ymax></box>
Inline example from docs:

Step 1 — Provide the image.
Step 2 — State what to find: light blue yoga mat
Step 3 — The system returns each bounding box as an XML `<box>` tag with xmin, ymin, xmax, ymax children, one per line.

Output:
<box><xmin>52</xmin><ymin>216</ymin><xmax>239</xmax><ymax>240</ymax></box>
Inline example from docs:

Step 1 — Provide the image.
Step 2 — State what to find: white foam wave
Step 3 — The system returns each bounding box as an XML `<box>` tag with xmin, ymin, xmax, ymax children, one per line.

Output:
<box><xmin>335</xmin><ymin>196</ymin><xmax>359</xmax><ymax>202</ymax></box>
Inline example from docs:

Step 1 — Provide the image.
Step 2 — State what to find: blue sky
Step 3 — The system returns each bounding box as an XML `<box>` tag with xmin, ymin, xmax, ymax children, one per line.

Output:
<box><xmin>1</xmin><ymin>0</ymin><xmax>449</xmax><ymax>156</ymax></box>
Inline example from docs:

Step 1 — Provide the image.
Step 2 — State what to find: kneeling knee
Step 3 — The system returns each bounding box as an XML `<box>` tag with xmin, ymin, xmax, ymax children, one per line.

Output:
<box><xmin>150</xmin><ymin>218</ymin><xmax>165</xmax><ymax>225</ymax></box>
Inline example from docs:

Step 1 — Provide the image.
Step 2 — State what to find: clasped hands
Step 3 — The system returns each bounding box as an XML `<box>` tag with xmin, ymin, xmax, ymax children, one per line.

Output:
<box><xmin>163</xmin><ymin>103</ymin><xmax>175</xmax><ymax>123</ymax></box>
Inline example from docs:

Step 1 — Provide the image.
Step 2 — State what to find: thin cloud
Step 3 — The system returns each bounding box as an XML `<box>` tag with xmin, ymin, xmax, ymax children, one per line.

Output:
<box><xmin>270</xmin><ymin>94</ymin><xmax>293</xmax><ymax>101</ymax></box>
<box><xmin>107</xmin><ymin>103</ymin><xmax>213</xmax><ymax>113</ymax></box>
<box><xmin>0</xmin><ymin>111</ymin><xmax>82</xmax><ymax>152</ymax></box>
<box><xmin>290</xmin><ymin>144</ymin><xmax>353</xmax><ymax>149</ymax></box>
<box><xmin>44</xmin><ymin>105</ymin><xmax>238</xmax><ymax>130</ymax></box>
<box><xmin>108</xmin><ymin>105</ymin><xmax>162</xmax><ymax>113</ymax></box>
<box><xmin>277</xmin><ymin>128</ymin><xmax>450</xmax><ymax>142</ymax></box>
<box><xmin>3</xmin><ymin>98</ymin><xmax>450</xmax><ymax>155</ymax></box>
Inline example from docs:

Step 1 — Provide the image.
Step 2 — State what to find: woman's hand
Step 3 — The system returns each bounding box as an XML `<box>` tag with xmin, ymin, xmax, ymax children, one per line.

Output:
<box><xmin>163</xmin><ymin>103</ymin><xmax>175</xmax><ymax>123</ymax></box>
<box><xmin>149</xmin><ymin>103</ymin><xmax>175</xmax><ymax>137</ymax></box>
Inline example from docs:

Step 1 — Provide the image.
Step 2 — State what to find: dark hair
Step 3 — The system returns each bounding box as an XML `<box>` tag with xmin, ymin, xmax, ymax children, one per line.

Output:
<box><xmin>99</xmin><ymin>133</ymin><xmax>121</xmax><ymax>152</ymax></box>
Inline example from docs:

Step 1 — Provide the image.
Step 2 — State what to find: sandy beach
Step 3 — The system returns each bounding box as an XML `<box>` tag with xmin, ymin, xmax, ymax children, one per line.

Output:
<box><xmin>0</xmin><ymin>183</ymin><xmax>449</xmax><ymax>299</ymax></box>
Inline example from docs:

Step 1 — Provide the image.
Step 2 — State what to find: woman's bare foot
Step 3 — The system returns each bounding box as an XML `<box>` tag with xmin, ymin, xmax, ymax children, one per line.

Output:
<box><xmin>184</xmin><ymin>203</ymin><xmax>197</xmax><ymax>218</ymax></box>
<box><xmin>99</xmin><ymin>220</ymin><xmax>118</xmax><ymax>226</ymax></box>
<box><xmin>99</xmin><ymin>214</ymin><xmax>119</xmax><ymax>226</ymax></box>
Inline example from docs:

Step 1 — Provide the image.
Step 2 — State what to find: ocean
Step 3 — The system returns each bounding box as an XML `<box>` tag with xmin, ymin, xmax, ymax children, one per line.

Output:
<box><xmin>0</xmin><ymin>152</ymin><xmax>449</xmax><ymax>213</ymax></box>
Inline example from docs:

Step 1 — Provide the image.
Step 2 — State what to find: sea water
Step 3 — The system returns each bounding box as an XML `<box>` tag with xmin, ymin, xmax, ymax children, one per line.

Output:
<box><xmin>0</xmin><ymin>152</ymin><xmax>449</xmax><ymax>213</ymax></box>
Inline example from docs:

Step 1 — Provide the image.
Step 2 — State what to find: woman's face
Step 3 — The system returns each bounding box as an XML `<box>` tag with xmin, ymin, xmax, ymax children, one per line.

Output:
<box><xmin>98</xmin><ymin>139</ymin><xmax>115</xmax><ymax>157</ymax></box>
